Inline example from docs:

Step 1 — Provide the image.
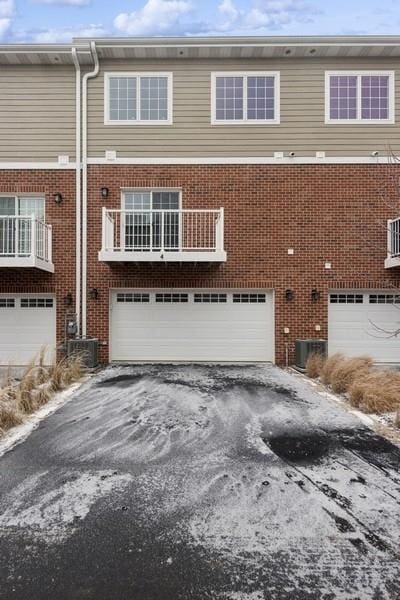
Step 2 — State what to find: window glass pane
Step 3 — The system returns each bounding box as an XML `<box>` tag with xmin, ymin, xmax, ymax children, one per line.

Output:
<box><xmin>152</xmin><ymin>192</ymin><xmax>179</xmax><ymax>210</ymax></box>
<box><xmin>18</xmin><ymin>197</ymin><xmax>45</xmax><ymax>220</ymax></box>
<box><xmin>247</xmin><ymin>76</ymin><xmax>275</xmax><ymax>120</ymax></box>
<box><xmin>0</xmin><ymin>197</ymin><xmax>16</xmax><ymax>216</ymax></box>
<box><xmin>124</xmin><ymin>192</ymin><xmax>151</xmax><ymax>211</ymax></box>
<box><xmin>140</xmin><ymin>76</ymin><xmax>169</xmax><ymax>121</ymax></box>
<box><xmin>361</xmin><ymin>75</ymin><xmax>389</xmax><ymax>120</ymax></box>
<box><xmin>215</xmin><ymin>76</ymin><xmax>244</xmax><ymax>121</ymax></box>
<box><xmin>330</xmin><ymin>75</ymin><xmax>357</xmax><ymax>120</ymax></box>
<box><xmin>109</xmin><ymin>76</ymin><xmax>137</xmax><ymax>121</ymax></box>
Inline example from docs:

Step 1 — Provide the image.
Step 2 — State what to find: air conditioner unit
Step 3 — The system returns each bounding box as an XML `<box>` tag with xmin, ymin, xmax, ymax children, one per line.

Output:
<box><xmin>295</xmin><ymin>339</ymin><xmax>327</xmax><ymax>371</ymax></box>
<box><xmin>66</xmin><ymin>338</ymin><xmax>98</xmax><ymax>368</ymax></box>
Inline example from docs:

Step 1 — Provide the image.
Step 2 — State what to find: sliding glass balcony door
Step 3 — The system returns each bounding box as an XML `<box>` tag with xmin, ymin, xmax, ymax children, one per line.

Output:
<box><xmin>123</xmin><ymin>191</ymin><xmax>180</xmax><ymax>252</ymax></box>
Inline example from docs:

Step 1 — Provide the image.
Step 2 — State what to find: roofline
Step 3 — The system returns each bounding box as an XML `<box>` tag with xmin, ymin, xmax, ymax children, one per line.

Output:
<box><xmin>0</xmin><ymin>35</ymin><xmax>398</xmax><ymax>56</ymax></box>
<box><xmin>0</xmin><ymin>43</ymin><xmax>90</xmax><ymax>54</ymax></box>
<box><xmin>73</xmin><ymin>35</ymin><xmax>400</xmax><ymax>47</ymax></box>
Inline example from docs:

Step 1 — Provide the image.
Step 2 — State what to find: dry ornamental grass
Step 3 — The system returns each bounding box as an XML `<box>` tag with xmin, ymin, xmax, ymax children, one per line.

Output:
<box><xmin>330</xmin><ymin>356</ymin><xmax>373</xmax><ymax>394</ymax></box>
<box><xmin>348</xmin><ymin>371</ymin><xmax>400</xmax><ymax>414</ymax></box>
<box><xmin>305</xmin><ymin>353</ymin><xmax>325</xmax><ymax>379</ymax></box>
<box><xmin>305</xmin><ymin>352</ymin><xmax>400</xmax><ymax>422</ymax></box>
<box><xmin>320</xmin><ymin>353</ymin><xmax>345</xmax><ymax>386</ymax></box>
<box><xmin>0</xmin><ymin>351</ymin><xmax>86</xmax><ymax>436</ymax></box>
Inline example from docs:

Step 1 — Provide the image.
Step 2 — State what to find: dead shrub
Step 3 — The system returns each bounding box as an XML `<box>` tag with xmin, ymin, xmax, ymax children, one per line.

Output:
<box><xmin>63</xmin><ymin>353</ymin><xmax>86</xmax><ymax>384</ymax></box>
<box><xmin>30</xmin><ymin>381</ymin><xmax>54</xmax><ymax>408</ymax></box>
<box><xmin>305</xmin><ymin>353</ymin><xmax>326</xmax><ymax>378</ymax></box>
<box><xmin>330</xmin><ymin>356</ymin><xmax>373</xmax><ymax>394</ymax></box>
<box><xmin>0</xmin><ymin>352</ymin><xmax>86</xmax><ymax>437</ymax></box>
<box><xmin>48</xmin><ymin>353</ymin><xmax>86</xmax><ymax>391</ymax></box>
<box><xmin>1</xmin><ymin>364</ymin><xmax>15</xmax><ymax>388</ymax></box>
<box><xmin>320</xmin><ymin>353</ymin><xmax>345</xmax><ymax>385</ymax></box>
<box><xmin>348</xmin><ymin>371</ymin><xmax>400</xmax><ymax>413</ymax></box>
<box><xmin>0</xmin><ymin>399</ymin><xmax>24</xmax><ymax>430</ymax></box>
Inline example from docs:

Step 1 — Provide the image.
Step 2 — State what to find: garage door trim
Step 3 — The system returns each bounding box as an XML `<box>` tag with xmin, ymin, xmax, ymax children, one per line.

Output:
<box><xmin>109</xmin><ymin>288</ymin><xmax>275</xmax><ymax>363</ymax></box>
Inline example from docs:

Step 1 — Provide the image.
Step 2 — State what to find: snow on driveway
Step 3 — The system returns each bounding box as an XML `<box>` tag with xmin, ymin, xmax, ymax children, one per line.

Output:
<box><xmin>0</xmin><ymin>364</ymin><xmax>399</xmax><ymax>600</ymax></box>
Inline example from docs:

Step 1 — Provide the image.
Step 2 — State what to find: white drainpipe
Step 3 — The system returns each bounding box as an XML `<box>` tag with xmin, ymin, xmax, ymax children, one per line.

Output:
<box><xmin>82</xmin><ymin>41</ymin><xmax>99</xmax><ymax>337</ymax></box>
<box><xmin>71</xmin><ymin>47</ymin><xmax>81</xmax><ymax>333</ymax></box>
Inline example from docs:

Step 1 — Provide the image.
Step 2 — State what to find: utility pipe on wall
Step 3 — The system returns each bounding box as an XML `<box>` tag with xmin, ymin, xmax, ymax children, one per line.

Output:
<box><xmin>71</xmin><ymin>47</ymin><xmax>81</xmax><ymax>333</ymax></box>
<box><xmin>81</xmin><ymin>41</ymin><xmax>99</xmax><ymax>337</ymax></box>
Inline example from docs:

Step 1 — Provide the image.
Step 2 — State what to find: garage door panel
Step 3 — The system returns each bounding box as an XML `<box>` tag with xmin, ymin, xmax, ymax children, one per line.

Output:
<box><xmin>329</xmin><ymin>292</ymin><xmax>400</xmax><ymax>362</ymax></box>
<box><xmin>111</xmin><ymin>290</ymin><xmax>274</xmax><ymax>362</ymax></box>
<box><xmin>0</xmin><ymin>295</ymin><xmax>56</xmax><ymax>365</ymax></box>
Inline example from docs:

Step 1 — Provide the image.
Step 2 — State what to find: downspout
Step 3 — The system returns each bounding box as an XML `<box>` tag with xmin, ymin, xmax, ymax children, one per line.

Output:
<box><xmin>82</xmin><ymin>41</ymin><xmax>99</xmax><ymax>337</ymax></box>
<box><xmin>71</xmin><ymin>47</ymin><xmax>81</xmax><ymax>333</ymax></box>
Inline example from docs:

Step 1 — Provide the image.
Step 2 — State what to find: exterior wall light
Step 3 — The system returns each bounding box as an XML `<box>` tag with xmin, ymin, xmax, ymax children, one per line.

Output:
<box><xmin>53</xmin><ymin>192</ymin><xmax>63</xmax><ymax>204</ymax></box>
<box><xmin>89</xmin><ymin>288</ymin><xmax>99</xmax><ymax>300</ymax></box>
<box><xmin>285</xmin><ymin>289</ymin><xmax>294</xmax><ymax>302</ymax></box>
<box><xmin>63</xmin><ymin>293</ymin><xmax>73</xmax><ymax>307</ymax></box>
<box><xmin>311</xmin><ymin>289</ymin><xmax>321</xmax><ymax>302</ymax></box>
<box><xmin>101</xmin><ymin>187</ymin><xmax>109</xmax><ymax>199</ymax></box>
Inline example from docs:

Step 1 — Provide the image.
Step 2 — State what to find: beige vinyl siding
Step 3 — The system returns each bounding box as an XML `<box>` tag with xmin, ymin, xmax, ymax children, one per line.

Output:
<box><xmin>88</xmin><ymin>58</ymin><xmax>400</xmax><ymax>158</ymax></box>
<box><xmin>0</xmin><ymin>66</ymin><xmax>76</xmax><ymax>162</ymax></box>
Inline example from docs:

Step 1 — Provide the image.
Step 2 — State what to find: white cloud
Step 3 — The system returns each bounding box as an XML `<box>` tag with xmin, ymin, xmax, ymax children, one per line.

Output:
<box><xmin>219</xmin><ymin>0</ymin><xmax>239</xmax><ymax>21</ymax></box>
<box><xmin>0</xmin><ymin>0</ymin><xmax>14</xmax><ymax>39</ymax></box>
<box><xmin>16</xmin><ymin>23</ymin><xmax>107</xmax><ymax>43</ymax></box>
<box><xmin>0</xmin><ymin>0</ymin><xmax>14</xmax><ymax>18</ymax></box>
<box><xmin>114</xmin><ymin>0</ymin><xmax>192</xmax><ymax>36</ymax></box>
<box><xmin>33</xmin><ymin>0</ymin><xmax>90</xmax><ymax>5</ymax></box>
<box><xmin>0</xmin><ymin>17</ymin><xmax>11</xmax><ymax>38</ymax></box>
<box><xmin>208</xmin><ymin>0</ymin><xmax>319</xmax><ymax>34</ymax></box>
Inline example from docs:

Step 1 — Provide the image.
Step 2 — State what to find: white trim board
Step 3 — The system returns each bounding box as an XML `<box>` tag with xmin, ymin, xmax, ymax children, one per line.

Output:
<box><xmin>0</xmin><ymin>162</ymin><xmax>76</xmax><ymax>170</ymax></box>
<box><xmin>88</xmin><ymin>156</ymin><xmax>392</xmax><ymax>165</ymax></box>
<box><xmin>0</xmin><ymin>157</ymin><xmax>394</xmax><ymax>169</ymax></box>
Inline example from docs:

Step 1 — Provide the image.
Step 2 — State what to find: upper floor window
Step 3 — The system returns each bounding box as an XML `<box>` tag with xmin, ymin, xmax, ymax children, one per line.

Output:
<box><xmin>105</xmin><ymin>72</ymin><xmax>173</xmax><ymax>125</ymax></box>
<box><xmin>211</xmin><ymin>72</ymin><xmax>280</xmax><ymax>125</ymax></box>
<box><xmin>325</xmin><ymin>71</ymin><xmax>395</xmax><ymax>124</ymax></box>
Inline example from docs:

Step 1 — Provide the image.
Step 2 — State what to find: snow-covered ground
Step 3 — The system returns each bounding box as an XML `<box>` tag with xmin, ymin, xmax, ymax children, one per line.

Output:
<box><xmin>0</xmin><ymin>364</ymin><xmax>399</xmax><ymax>599</ymax></box>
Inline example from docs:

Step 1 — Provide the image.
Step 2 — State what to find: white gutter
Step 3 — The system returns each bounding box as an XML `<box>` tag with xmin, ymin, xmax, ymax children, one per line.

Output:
<box><xmin>71</xmin><ymin>47</ymin><xmax>81</xmax><ymax>333</ymax></box>
<box><xmin>81</xmin><ymin>41</ymin><xmax>99</xmax><ymax>337</ymax></box>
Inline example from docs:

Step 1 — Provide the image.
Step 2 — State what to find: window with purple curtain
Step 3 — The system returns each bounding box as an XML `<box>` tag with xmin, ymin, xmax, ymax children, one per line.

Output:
<box><xmin>329</xmin><ymin>73</ymin><xmax>391</xmax><ymax>121</ymax></box>
<box><xmin>215</xmin><ymin>76</ymin><xmax>244</xmax><ymax>121</ymax></box>
<box><xmin>247</xmin><ymin>76</ymin><xmax>275</xmax><ymax>120</ymax></box>
<box><xmin>361</xmin><ymin>75</ymin><xmax>389</xmax><ymax>120</ymax></box>
<box><xmin>329</xmin><ymin>75</ymin><xmax>357</xmax><ymax>120</ymax></box>
<box><xmin>214</xmin><ymin>73</ymin><xmax>277</xmax><ymax>122</ymax></box>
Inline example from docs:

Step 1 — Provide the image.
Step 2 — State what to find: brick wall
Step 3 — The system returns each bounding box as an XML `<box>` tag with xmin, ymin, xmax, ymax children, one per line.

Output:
<box><xmin>87</xmin><ymin>164</ymin><xmax>400</xmax><ymax>365</ymax></box>
<box><xmin>0</xmin><ymin>165</ymin><xmax>398</xmax><ymax>365</ymax></box>
<box><xmin>0</xmin><ymin>170</ymin><xmax>76</xmax><ymax>351</ymax></box>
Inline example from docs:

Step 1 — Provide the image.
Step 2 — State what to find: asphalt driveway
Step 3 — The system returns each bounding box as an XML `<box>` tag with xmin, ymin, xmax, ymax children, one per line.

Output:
<box><xmin>0</xmin><ymin>364</ymin><xmax>399</xmax><ymax>600</ymax></box>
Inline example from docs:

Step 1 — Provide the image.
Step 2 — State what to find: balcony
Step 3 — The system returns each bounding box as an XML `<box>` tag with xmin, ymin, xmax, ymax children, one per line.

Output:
<box><xmin>99</xmin><ymin>208</ymin><xmax>227</xmax><ymax>263</ymax></box>
<box><xmin>385</xmin><ymin>217</ymin><xmax>400</xmax><ymax>268</ymax></box>
<box><xmin>0</xmin><ymin>216</ymin><xmax>54</xmax><ymax>273</ymax></box>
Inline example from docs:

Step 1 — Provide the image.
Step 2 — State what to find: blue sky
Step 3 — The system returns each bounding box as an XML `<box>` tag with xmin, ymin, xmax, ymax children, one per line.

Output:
<box><xmin>0</xmin><ymin>0</ymin><xmax>399</xmax><ymax>43</ymax></box>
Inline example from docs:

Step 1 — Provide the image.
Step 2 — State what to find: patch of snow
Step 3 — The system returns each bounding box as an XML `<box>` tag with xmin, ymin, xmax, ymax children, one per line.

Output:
<box><xmin>245</xmin><ymin>417</ymin><xmax>272</xmax><ymax>456</ymax></box>
<box><xmin>348</xmin><ymin>409</ymin><xmax>375</xmax><ymax>427</ymax></box>
<box><xmin>224</xmin><ymin>593</ymin><xmax>264</xmax><ymax>600</ymax></box>
<box><xmin>0</xmin><ymin>470</ymin><xmax>132</xmax><ymax>542</ymax></box>
<box><xmin>0</xmin><ymin>381</ymin><xmax>87</xmax><ymax>458</ymax></box>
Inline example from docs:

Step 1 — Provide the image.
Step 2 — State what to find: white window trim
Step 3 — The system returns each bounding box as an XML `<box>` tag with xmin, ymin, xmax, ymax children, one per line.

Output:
<box><xmin>211</xmin><ymin>71</ymin><xmax>280</xmax><ymax>125</ymax></box>
<box><xmin>104</xmin><ymin>72</ymin><xmax>173</xmax><ymax>126</ymax></box>
<box><xmin>325</xmin><ymin>70</ymin><xmax>395</xmax><ymax>125</ymax></box>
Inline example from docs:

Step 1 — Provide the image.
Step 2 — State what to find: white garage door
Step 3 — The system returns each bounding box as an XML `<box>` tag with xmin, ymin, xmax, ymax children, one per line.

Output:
<box><xmin>328</xmin><ymin>291</ymin><xmax>400</xmax><ymax>363</ymax></box>
<box><xmin>0</xmin><ymin>294</ymin><xmax>56</xmax><ymax>365</ymax></box>
<box><xmin>110</xmin><ymin>290</ymin><xmax>274</xmax><ymax>362</ymax></box>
